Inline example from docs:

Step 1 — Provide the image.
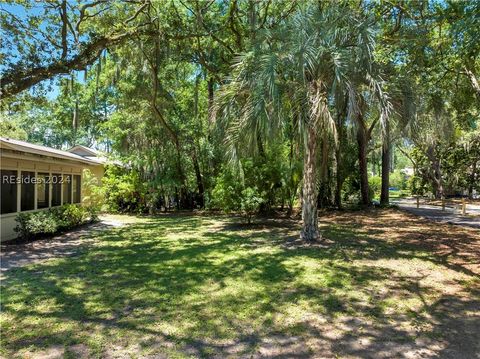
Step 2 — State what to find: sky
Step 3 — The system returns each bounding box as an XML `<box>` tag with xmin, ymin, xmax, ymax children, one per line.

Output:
<box><xmin>1</xmin><ymin>1</ymin><xmax>86</xmax><ymax>100</ymax></box>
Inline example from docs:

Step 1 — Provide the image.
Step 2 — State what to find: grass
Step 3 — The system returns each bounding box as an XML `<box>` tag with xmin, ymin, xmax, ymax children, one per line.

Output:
<box><xmin>1</xmin><ymin>210</ymin><xmax>479</xmax><ymax>358</ymax></box>
<box><xmin>373</xmin><ymin>189</ymin><xmax>410</xmax><ymax>201</ymax></box>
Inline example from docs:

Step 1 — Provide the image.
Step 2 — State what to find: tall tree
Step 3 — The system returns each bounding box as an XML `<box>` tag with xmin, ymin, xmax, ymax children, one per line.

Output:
<box><xmin>218</xmin><ymin>3</ymin><xmax>387</xmax><ymax>240</ymax></box>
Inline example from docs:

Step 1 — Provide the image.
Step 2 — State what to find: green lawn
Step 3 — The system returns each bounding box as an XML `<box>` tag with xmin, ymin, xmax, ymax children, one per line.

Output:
<box><xmin>1</xmin><ymin>211</ymin><xmax>479</xmax><ymax>358</ymax></box>
<box><xmin>373</xmin><ymin>189</ymin><xmax>410</xmax><ymax>201</ymax></box>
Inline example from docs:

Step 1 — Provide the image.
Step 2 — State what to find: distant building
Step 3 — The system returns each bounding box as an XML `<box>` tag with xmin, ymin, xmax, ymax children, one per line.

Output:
<box><xmin>401</xmin><ymin>167</ymin><xmax>414</xmax><ymax>178</ymax></box>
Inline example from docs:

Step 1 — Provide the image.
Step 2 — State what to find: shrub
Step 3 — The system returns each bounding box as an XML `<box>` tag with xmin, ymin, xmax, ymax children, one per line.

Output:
<box><xmin>240</xmin><ymin>187</ymin><xmax>263</xmax><ymax>224</ymax></box>
<box><xmin>15</xmin><ymin>212</ymin><xmax>58</xmax><ymax>239</ymax></box>
<box><xmin>341</xmin><ymin>175</ymin><xmax>361</xmax><ymax>203</ymax></box>
<box><xmin>368</xmin><ymin>176</ymin><xmax>382</xmax><ymax>199</ymax></box>
<box><xmin>390</xmin><ymin>170</ymin><xmax>408</xmax><ymax>190</ymax></box>
<box><xmin>210</xmin><ymin>167</ymin><xmax>265</xmax><ymax>223</ymax></box>
<box><xmin>408</xmin><ymin>175</ymin><xmax>429</xmax><ymax>196</ymax></box>
<box><xmin>101</xmin><ymin>166</ymin><xmax>149</xmax><ymax>213</ymax></box>
<box><xmin>59</xmin><ymin>204</ymin><xmax>89</xmax><ymax>227</ymax></box>
<box><xmin>210</xmin><ymin>167</ymin><xmax>243</xmax><ymax>212</ymax></box>
<box><xmin>15</xmin><ymin>204</ymin><xmax>96</xmax><ymax>239</ymax></box>
<box><xmin>82</xmin><ymin>169</ymin><xmax>103</xmax><ymax>213</ymax></box>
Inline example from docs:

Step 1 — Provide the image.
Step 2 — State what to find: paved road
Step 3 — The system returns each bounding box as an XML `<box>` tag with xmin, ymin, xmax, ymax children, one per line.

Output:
<box><xmin>393</xmin><ymin>198</ymin><xmax>480</xmax><ymax>229</ymax></box>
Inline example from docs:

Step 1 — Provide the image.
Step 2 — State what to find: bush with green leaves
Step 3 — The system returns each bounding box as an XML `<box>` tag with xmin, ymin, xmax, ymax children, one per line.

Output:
<box><xmin>101</xmin><ymin>166</ymin><xmax>149</xmax><ymax>213</ymax></box>
<box><xmin>390</xmin><ymin>170</ymin><xmax>408</xmax><ymax>190</ymax></box>
<box><xmin>209</xmin><ymin>166</ymin><xmax>244</xmax><ymax>212</ymax></box>
<box><xmin>59</xmin><ymin>204</ymin><xmax>89</xmax><ymax>227</ymax></box>
<box><xmin>341</xmin><ymin>175</ymin><xmax>360</xmax><ymax>203</ymax></box>
<box><xmin>15</xmin><ymin>212</ymin><xmax>59</xmax><ymax>239</ymax></box>
<box><xmin>82</xmin><ymin>168</ymin><xmax>103</xmax><ymax>214</ymax></box>
<box><xmin>15</xmin><ymin>204</ymin><xmax>96</xmax><ymax>239</ymax></box>
<box><xmin>240</xmin><ymin>187</ymin><xmax>263</xmax><ymax>224</ymax></box>
<box><xmin>368</xmin><ymin>176</ymin><xmax>382</xmax><ymax>199</ymax></box>
<box><xmin>408</xmin><ymin>175</ymin><xmax>429</xmax><ymax>196</ymax></box>
<box><xmin>210</xmin><ymin>165</ymin><xmax>266</xmax><ymax>223</ymax></box>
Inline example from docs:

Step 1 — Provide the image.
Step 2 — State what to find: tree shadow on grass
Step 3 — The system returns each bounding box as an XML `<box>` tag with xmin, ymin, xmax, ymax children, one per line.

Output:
<box><xmin>320</xmin><ymin>209</ymin><xmax>480</xmax><ymax>277</ymax></box>
<box><xmin>1</xmin><ymin>212</ymin><xmax>479</xmax><ymax>358</ymax></box>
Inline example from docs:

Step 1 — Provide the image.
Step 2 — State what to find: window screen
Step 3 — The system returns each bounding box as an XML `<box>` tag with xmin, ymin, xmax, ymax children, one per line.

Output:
<box><xmin>37</xmin><ymin>173</ymin><xmax>50</xmax><ymax>209</ymax></box>
<box><xmin>63</xmin><ymin>174</ymin><xmax>72</xmax><ymax>204</ymax></box>
<box><xmin>52</xmin><ymin>173</ymin><xmax>62</xmax><ymax>206</ymax></box>
<box><xmin>1</xmin><ymin>170</ymin><xmax>17</xmax><ymax>214</ymax></box>
<box><xmin>21</xmin><ymin>171</ymin><xmax>35</xmax><ymax>211</ymax></box>
<box><xmin>73</xmin><ymin>175</ymin><xmax>81</xmax><ymax>203</ymax></box>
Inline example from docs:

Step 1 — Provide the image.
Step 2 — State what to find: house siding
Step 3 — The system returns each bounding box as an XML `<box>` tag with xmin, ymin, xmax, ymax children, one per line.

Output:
<box><xmin>1</xmin><ymin>155</ymin><xmax>103</xmax><ymax>241</ymax></box>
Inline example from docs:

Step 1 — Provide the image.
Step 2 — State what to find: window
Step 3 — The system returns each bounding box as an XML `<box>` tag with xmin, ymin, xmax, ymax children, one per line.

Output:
<box><xmin>73</xmin><ymin>175</ymin><xmax>81</xmax><ymax>203</ymax></box>
<box><xmin>37</xmin><ymin>173</ymin><xmax>50</xmax><ymax>209</ymax></box>
<box><xmin>21</xmin><ymin>171</ymin><xmax>35</xmax><ymax>211</ymax></box>
<box><xmin>63</xmin><ymin>174</ymin><xmax>72</xmax><ymax>204</ymax></box>
<box><xmin>52</xmin><ymin>173</ymin><xmax>62</xmax><ymax>206</ymax></box>
<box><xmin>1</xmin><ymin>170</ymin><xmax>17</xmax><ymax>214</ymax></box>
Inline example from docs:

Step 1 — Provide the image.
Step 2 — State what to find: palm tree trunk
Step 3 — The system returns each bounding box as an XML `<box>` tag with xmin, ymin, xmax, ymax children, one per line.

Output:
<box><xmin>334</xmin><ymin>106</ymin><xmax>346</xmax><ymax>209</ymax></box>
<box><xmin>357</xmin><ymin>117</ymin><xmax>370</xmax><ymax>206</ymax></box>
<box><xmin>301</xmin><ymin>125</ymin><xmax>320</xmax><ymax>241</ymax></box>
<box><xmin>380</xmin><ymin>118</ymin><xmax>390</xmax><ymax>206</ymax></box>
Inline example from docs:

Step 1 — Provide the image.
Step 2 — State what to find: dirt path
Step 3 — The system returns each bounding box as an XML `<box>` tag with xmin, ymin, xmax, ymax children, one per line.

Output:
<box><xmin>0</xmin><ymin>217</ymin><xmax>125</xmax><ymax>273</ymax></box>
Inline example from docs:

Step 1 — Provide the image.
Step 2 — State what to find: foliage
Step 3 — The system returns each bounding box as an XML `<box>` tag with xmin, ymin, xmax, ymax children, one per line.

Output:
<box><xmin>1</xmin><ymin>0</ymin><xmax>479</xmax><ymax>233</ymax></box>
<box><xmin>210</xmin><ymin>150</ymin><xmax>289</xmax><ymax>221</ymax></box>
<box><xmin>81</xmin><ymin>169</ymin><xmax>103</xmax><ymax>216</ymax></box>
<box><xmin>210</xmin><ymin>166</ymin><xmax>243</xmax><ymax>213</ymax></box>
<box><xmin>341</xmin><ymin>175</ymin><xmax>360</xmax><ymax>204</ymax></box>
<box><xmin>389</xmin><ymin>170</ymin><xmax>408</xmax><ymax>191</ymax></box>
<box><xmin>53</xmin><ymin>204</ymin><xmax>89</xmax><ymax>228</ymax></box>
<box><xmin>408</xmin><ymin>131</ymin><xmax>480</xmax><ymax>197</ymax></box>
<box><xmin>240</xmin><ymin>187</ymin><xmax>263</xmax><ymax>224</ymax></box>
<box><xmin>101</xmin><ymin>166</ymin><xmax>149</xmax><ymax>213</ymax></box>
<box><xmin>408</xmin><ymin>175</ymin><xmax>428</xmax><ymax>197</ymax></box>
<box><xmin>0</xmin><ymin>117</ymin><xmax>27</xmax><ymax>140</ymax></box>
<box><xmin>14</xmin><ymin>212</ymin><xmax>59</xmax><ymax>239</ymax></box>
<box><xmin>368</xmin><ymin>176</ymin><xmax>382</xmax><ymax>199</ymax></box>
<box><xmin>14</xmin><ymin>204</ymin><xmax>95</xmax><ymax>239</ymax></box>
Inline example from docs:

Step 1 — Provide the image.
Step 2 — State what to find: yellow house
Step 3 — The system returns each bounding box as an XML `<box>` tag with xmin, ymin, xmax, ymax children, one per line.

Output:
<box><xmin>0</xmin><ymin>137</ymin><xmax>105</xmax><ymax>241</ymax></box>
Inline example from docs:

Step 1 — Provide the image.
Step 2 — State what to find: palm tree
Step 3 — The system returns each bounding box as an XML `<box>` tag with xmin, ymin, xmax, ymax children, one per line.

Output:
<box><xmin>217</xmin><ymin>2</ymin><xmax>387</xmax><ymax>241</ymax></box>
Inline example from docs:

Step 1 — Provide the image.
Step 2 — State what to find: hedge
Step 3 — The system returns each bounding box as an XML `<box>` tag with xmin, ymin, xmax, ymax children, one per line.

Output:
<box><xmin>15</xmin><ymin>204</ymin><xmax>98</xmax><ymax>239</ymax></box>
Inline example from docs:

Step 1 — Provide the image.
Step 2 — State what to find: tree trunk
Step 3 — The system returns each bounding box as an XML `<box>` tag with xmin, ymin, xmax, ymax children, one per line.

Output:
<box><xmin>334</xmin><ymin>137</ymin><xmax>342</xmax><ymax>209</ymax></box>
<box><xmin>426</xmin><ymin>146</ymin><xmax>443</xmax><ymax>199</ymax></box>
<box><xmin>380</xmin><ymin>118</ymin><xmax>390</xmax><ymax>206</ymax></box>
<box><xmin>257</xmin><ymin>132</ymin><xmax>265</xmax><ymax>157</ymax></box>
<box><xmin>357</xmin><ymin>117</ymin><xmax>370</xmax><ymax>206</ymax></box>
<box><xmin>208</xmin><ymin>77</ymin><xmax>215</xmax><ymax>129</ymax></box>
<box><xmin>287</xmin><ymin>135</ymin><xmax>295</xmax><ymax>216</ymax></box>
<box><xmin>300</xmin><ymin>124</ymin><xmax>320</xmax><ymax>242</ymax></box>
<box><xmin>433</xmin><ymin>162</ymin><xmax>444</xmax><ymax>199</ymax></box>
<box><xmin>192</xmin><ymin>148</ymin><xmax>204</xmax><ymax>208</ymax></box>
<box><xmin>335</xmin><ymin>166</ymin><xmax>343</xmax><ymax>209</ymax></box>
<box><xmin>334</xmin><ymin>106</ymin><xmax>346</xmax><ymax>210</ymax></box>
<box><xmin>317</xmin><ymin>133</ymin><xmax>331</xmax><ymax>209</ymax></box>
<box><xmin>464</xmin><ymin>66</ymin><xmax>480</xmax><ymax>101</ymax></box>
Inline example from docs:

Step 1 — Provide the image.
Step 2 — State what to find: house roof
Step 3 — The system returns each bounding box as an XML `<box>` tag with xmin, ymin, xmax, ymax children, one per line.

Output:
<box><xmin>0</xmin><ymin>137</ymin><xmax>103</xmax><ymax>166</ymax></box>
<box><xmin>68</xmin><ymin>144</ymin><xmax>109</xmax><ymax>164</ymax></box>
<box><xmin>68</xmin><ymin>145</ymin><xmax>102</xmax><ymax>157</ymax></box>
